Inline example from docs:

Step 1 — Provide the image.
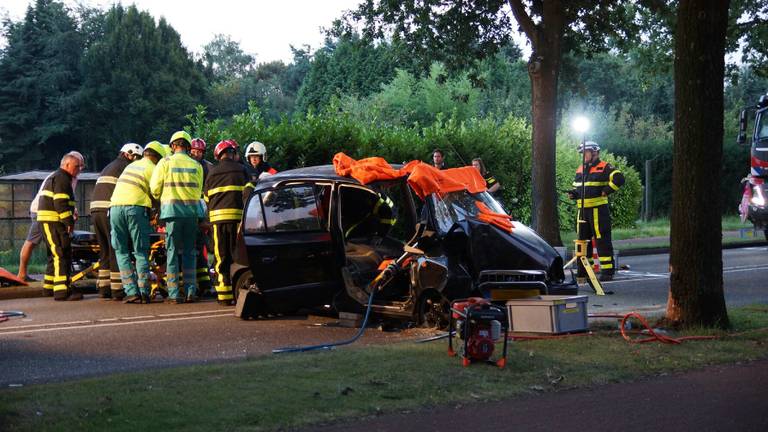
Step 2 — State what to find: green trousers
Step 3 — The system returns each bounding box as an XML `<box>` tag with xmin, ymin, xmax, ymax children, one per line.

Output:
<box><xmin>165</xmin><ymin>217</ymin><xmax>198</xmax><ymax>299</ymax></box>
<box><xmin>110</xmin><ymin>205</ymin><xmax>152</xmax><ymax>296</ymax></box>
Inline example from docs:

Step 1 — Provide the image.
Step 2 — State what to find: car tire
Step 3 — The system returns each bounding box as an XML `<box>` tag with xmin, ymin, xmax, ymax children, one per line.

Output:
<box><xmin>232</xmin><ymin>270</ymin><xmax>254</xmax><ymax>303</ymax></box>
<box><xmin>417</xmin><ymin>291</ymin><xmax>450</xmax><ymax>329</ymax></box>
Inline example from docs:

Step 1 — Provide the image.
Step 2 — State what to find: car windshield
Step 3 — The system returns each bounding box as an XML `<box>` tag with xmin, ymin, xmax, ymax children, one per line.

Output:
<box><xmin>431</xmin><ymin>190</ymin><xmax>508</xmax><ymax>233</ymax></box>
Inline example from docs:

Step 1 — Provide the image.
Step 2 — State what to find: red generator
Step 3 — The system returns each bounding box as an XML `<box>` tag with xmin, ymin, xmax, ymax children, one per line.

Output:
<box><xmin>448</xmin><ymin>297</ymin><xmax>509</xmax><ymax>368</ymax></box>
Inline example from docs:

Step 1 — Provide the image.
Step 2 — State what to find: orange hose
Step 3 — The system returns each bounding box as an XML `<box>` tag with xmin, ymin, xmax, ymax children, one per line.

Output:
<box><xmin>619</xmin><ymin>312</ymin><xmax>717</xmax><ymax>344</ymax></box>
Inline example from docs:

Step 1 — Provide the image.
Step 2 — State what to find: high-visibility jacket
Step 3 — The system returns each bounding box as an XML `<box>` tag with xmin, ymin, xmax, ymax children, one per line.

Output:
<box><xmin>111</xmin><ymin>157</ymin><xmax>158</xmax><ymax>208</ymax></box>
<box><xmin>90</xmin><ymin>155</ymin><xmax>131</xmax><ymax>212</ymax></box>
<box><xmin>149</xmin><ymin>151</ymin><xmax>204</xmax><ymax>219</ymax></box>
<box><xmin>204</xmin><ymin>159</ymin><xmax>250</xmax><ymax>224</ymax></box>
<box><xmin>571</xmin><ymin>159</ymin><xmax>625</xmax><ymax>208</ymax></box>
<box><xmin>36</xmin><ymin>168</ymin><xmax>75</xmax><ymax>226</ymax></box>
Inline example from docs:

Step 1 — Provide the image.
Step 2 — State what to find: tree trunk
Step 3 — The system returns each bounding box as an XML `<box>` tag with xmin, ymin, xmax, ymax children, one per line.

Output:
<box><xmin>528</xmin><ymin>1</ymin><xmax>564</xmax><ymax>246</ymax></box>
<box><xmin>667</xmin><ymin>0</ymin><xmax>730</xmax><ymax>328</ymax></box>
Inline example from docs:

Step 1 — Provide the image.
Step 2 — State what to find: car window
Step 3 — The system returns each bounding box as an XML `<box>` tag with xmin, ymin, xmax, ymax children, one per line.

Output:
<box><xmin>263</xmin><ymin>185</ymin><xmax>324</xmax><ymax>232</ymax></box>
<box><xmin>243</xmin><ymin>193</ymin><xmax>267</xmax><ymax>234</ymax></box>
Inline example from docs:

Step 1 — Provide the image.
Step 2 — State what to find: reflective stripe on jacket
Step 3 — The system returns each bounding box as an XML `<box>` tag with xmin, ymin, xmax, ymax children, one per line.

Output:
<box><xmin>90</xmin><ymin>155</ymin><xmax>131</xmax><ymax>211</ymax></box>
<box><xmin>204</xmin><ymin>159</ymin><xmax>250</xmax><ymax>223</ymax></box>
<box><xmin>149</xmin><ymin>151</ymin><xmax>204</xmax><ymax>219</ymax></box>
<box><xmin>111</xmin><ymin>158</ymin><xmax>157</xmax><ymax>208</ymax></box>
<box><xmin>36</xmin><ymin>168</ymin><xmax>75</xmax><ymax>225</ymax></box>
<box><xmin>572</xmin><ymin>160</ymin><xmax>625</xmax><ymax>208</ymax></box>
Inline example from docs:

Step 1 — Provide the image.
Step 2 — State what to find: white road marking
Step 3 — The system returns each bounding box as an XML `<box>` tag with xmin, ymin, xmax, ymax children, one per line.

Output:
<box><xmin>0</xmin><ymin>312</ymin><xmax>232</xmax><ymax>337</ymax></box>
<box><xmin>604</xmin><ymin>264</ymin><xmax>768</xmax><ymax>283</ymax></box>
<box><xmin>0</xmin><ymin>310</ymin><xmax>232</xmax><ymax>332</ymax></box>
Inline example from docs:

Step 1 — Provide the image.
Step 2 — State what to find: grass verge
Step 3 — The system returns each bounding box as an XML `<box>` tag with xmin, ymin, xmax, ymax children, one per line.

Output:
<box><xmin>1</xmin><ymin>306</ymin><xmax>767</xmax><ymax>431</ymax></box>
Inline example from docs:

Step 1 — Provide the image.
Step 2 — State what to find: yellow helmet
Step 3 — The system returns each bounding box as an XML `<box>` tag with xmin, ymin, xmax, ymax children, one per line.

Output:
<box><xmin>169</xmin><ymin>131</ymin><xmax>192</xmax><ymax>147</ymax></box>
<box><xmin>144</xmin><ymin>141</ymin><xmax>167</xmax><ymax>158</ymax></box>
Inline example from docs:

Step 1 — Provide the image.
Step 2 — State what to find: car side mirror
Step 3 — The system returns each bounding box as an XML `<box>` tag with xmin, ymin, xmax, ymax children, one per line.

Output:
<box><xmin>737</xmin><ymin>110</ymin><xmax>748</xmax><ymax>146</ymax></box>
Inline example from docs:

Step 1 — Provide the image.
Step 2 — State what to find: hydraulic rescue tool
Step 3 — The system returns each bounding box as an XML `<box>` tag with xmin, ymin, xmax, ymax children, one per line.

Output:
<box><xmin>448</xmin><ymin>297</ymin><xmax>509</xmax><ymax>368</ymax></box>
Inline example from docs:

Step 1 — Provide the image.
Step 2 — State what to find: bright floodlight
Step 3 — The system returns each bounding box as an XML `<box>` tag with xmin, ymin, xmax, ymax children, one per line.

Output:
<box><xmin>572</xmin><ymin>116</ymin><xmax>590</xmax><ymax>134</ymax></box>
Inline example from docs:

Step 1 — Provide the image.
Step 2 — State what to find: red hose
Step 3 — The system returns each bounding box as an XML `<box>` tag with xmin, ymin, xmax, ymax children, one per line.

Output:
<box><xmin>619</xmin><ymin>312</ymin><xmax>717</xmax><ymax>344</ymax></box>
<box><xmin>504</xmin><ymin>312</ymin><xmax>718</xmax><ymax>344</ymax></box>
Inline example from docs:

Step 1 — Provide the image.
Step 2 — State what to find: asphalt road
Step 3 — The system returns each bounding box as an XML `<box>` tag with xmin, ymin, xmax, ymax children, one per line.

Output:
<box><xmin>1</xmin><ymin>246</ymin><xmax>766</xmax><ymax>387</ymax></box>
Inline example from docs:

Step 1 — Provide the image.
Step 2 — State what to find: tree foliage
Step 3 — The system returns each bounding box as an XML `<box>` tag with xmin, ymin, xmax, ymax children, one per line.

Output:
<box><xmin>0</xmin><ymin>0</ymin><xmax>84</xmax><ymax>168</ymax></box>
<box><xmin>202</xmin><ymin>34</ymin><xmax>256</xmax><ymax>82</ymax></box>
<box><xmin>295</xmin><ymin>32</ymin><xmax>407</xmax><ymax>113</ymax></box>
<box><xmin>77</xmin><ymin>4</ymin><xmax>207</xmax><ymax>167</ymax></box>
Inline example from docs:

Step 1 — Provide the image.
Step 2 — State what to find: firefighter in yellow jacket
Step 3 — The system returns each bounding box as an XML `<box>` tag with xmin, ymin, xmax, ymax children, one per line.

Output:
<box><xmin>110</xmin><ymin>141</ymin><xmax>167</xmax><ymax>304</ymax></box>
<box><xmin>37</xmin><ymin>153</ymin><xmax>84</xmax><ymax>300</ymax></box>
<box><xmin>569</xmin><ymin>141</ymin><xmax>625</xmax><ymax>281</ymax></box>
<box><xmin>204</xmin><ymin>140</ymin><xmax>251</xmax><ymax>305</ymax></box>
<box><xmin>150</xmin><ymin>131</ymin><xmax>204</xmax><ymax>303</ymax></box>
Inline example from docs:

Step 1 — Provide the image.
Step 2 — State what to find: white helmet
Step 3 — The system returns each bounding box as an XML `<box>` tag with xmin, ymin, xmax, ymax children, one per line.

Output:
<box><xmin>245</xmin><ymin>141</ymin><xmax>267</xmax><ymax>161</ymax></box>
<box><xmin>120</xmin><ymin>143</ymin><xmax>143</xmax><ymax>157</ymax></box>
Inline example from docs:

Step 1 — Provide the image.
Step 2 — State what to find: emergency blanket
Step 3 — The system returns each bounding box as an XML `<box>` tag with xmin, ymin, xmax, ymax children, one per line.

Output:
<box><xmin>332</xmin><ymin>152</ymin><xmax>487</xmax><ymax>199</ymax></box>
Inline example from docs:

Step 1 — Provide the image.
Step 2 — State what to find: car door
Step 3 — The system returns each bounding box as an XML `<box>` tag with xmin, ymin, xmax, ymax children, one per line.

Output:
<box><xmin>241</xmin><ymin>183</ymin><xmax>337</xmax><ymax>310</ymax></box>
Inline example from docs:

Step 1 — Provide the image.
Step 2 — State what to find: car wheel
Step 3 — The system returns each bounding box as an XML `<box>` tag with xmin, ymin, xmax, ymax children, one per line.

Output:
<box><xmin>418</xmin><ymin>291</ymin><xmax>450</xmax><ymax>329</ymax></box>
<box><xmin>232</xmin><ymin>270</ymin><xmax>255</xmax><ymax>303</ymax></box>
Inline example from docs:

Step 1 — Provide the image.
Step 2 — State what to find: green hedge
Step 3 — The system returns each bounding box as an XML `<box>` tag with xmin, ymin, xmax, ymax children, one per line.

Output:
<box><xmin>186</xmin><ymin>103</ymin><xmax>642</xmax><ymax>229</ymax></box>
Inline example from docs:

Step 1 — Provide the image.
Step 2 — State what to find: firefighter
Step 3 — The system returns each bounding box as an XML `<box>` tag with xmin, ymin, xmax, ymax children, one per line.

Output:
<box><xmin>90</xmin><ymin>143</ymin><xmax>143</xmax><ymax>299</ymax></box>
<box><xmin>150</xmin><ymin>131</ymin><xmax>204</xmax><ymax>303</ymax></box>
<box><xmin>17</xmin><ymin>151</ymin><xmax>84</xmax><ymax>283</ymax></box>
<box><xmin>568</xmin><ymin>141</ymin><xmax>625</xmax><ymax>281</ymax></box>
<box><xmin>37</xmin><ymin>153</ymin><xmax>84</xmax><ymax>300</ymax></box>
<box><xmin>204</xmin><ymin>140</ymin><xmax>250</xmax><ymax>305</ymax></box>
<box><xmin>189</xmin><ymin>137</ymin><xmax>213</xmax><ymax>297</ymax></box>
<box><xmin>110</xmin><ymin>141</ymin><xmax>167</xmax><ymax>303</ymax></box>
<box><xmin>345</xmin><ymin>193</ymin><xmax>396</xmax><ymax>239</ymax></box>
<box><xmin>244</xmin><ymin>141</ymin><xmax>277</xmax><ymax>184</ymax></box>
<box><xmin>471</xmin><ymin>158</ymin><xmax>501</xmax><ymax>194</ymax></box>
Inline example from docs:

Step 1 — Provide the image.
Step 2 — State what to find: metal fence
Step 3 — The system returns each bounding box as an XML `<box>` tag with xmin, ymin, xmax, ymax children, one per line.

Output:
<box><xmin>0</xmin><ymin>175</ymin><xmax>97</xmax><ymax>251</ymax></box>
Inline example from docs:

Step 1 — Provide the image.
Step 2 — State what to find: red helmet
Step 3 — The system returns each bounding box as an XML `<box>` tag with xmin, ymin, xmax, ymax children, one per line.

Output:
<box><xmin>214</xmin><ymin>139</ymin><xmax>239</xmax><ymax>160</ymax></box>
<box><xmin>190</xmin><ymin>138</ymin><xmax>206</xmax><ymax>151</ymax></box>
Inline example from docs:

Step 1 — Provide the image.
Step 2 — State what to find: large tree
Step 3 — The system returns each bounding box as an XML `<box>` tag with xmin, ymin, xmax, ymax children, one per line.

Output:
<box><xmin>352</xmin><ymin>1</ymin><xmax>637</xmax><ymax>245</ymax></box>
<box><xmin>666</xmin><ymin>0</ymin><xmax>731</xmax><ymax>328</ymax></box>
<box><xmin>77</xmin><ymin>5</ymin><xmax>207</xmax><ymax>168</ymax></box>
<box><xmin>0</xmin><ymin>0</ymin><xmax>84</xmax><ymax>169</ymax></box>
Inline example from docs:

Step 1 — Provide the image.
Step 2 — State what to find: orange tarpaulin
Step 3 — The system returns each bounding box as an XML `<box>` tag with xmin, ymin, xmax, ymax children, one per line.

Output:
<box><xmin>475</xmin><ymin>201</ymin><xmax>514</xmax><ymax>233</ymax></box>
<box><xmin>332</xmin><ymin>152</ymin><xmax>487</xmax><ymax>199</ymax></box>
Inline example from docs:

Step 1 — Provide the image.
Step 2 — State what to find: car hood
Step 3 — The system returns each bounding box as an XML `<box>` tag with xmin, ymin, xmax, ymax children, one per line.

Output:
<box><xmin>459</xmin><ymin>218</ymin><xmax>565</xmax><ymax>282</ymax></box>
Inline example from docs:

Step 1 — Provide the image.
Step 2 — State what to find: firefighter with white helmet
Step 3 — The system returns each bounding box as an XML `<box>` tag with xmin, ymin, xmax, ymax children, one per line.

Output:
<box><xmin>244</xmin><ymin>141</ymin><xmax>277</xmax><ymax>184</ymax></box>
<box><xmin>110</xmin><ymin>141</ymin><xmax>167</xmax><ymax>303</ymax></box>
<box><xmin>90</xmin><ymin>143</ymin><xmax>143</xmax><ymax>299</ymax></box>
<box><xmin>568</xmin><ymin>141</ymin><xmax>625</xmax><ymax>281</ymax></box>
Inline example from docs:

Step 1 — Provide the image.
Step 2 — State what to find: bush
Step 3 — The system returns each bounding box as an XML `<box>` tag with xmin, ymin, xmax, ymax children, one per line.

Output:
<box><xmin>186</xmin><ymin>104</ymin><xmax>640</xmax><ymax>229</ymax></box>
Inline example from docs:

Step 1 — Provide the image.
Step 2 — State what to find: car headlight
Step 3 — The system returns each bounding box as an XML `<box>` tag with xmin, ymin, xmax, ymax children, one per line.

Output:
<box><xmin>751</xmin><ymin>185</ymin><xmax>766</xmax><ymax>206</ymax></box>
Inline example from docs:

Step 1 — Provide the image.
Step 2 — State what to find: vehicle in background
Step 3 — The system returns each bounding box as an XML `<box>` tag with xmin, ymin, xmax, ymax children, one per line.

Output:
<box><xmin>738</xmin><ymin>93</ymin><xmax>768</xmax><ymax>240</ymax></box>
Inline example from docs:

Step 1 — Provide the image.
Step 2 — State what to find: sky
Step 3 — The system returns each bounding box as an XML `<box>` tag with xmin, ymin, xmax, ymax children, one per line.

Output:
<box><xmin>0</xmin><ymin>0</ymin><xmax>364</xmax><ymax>63</ymax></box>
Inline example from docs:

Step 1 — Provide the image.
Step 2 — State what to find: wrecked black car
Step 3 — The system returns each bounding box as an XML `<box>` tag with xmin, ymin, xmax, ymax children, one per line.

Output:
<box><xmin>231</xmin><ymin>159</ymin><xmax>577</xmax><ymax>325</ymax></box>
